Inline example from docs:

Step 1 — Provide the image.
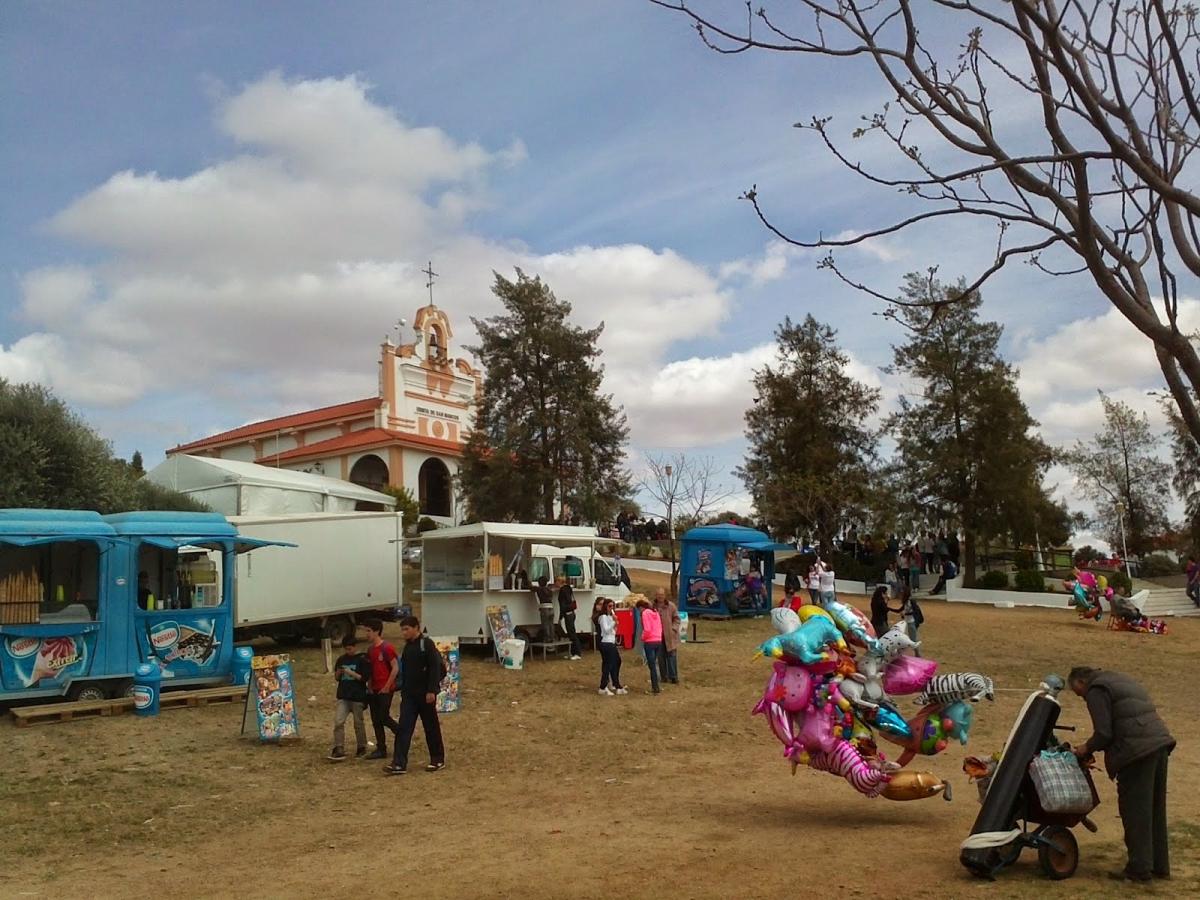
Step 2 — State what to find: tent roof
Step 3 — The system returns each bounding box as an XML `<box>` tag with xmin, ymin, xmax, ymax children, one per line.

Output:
<box><xmin>145</xmin><ymin>454</ymin><xmax>395</xmax><ymax>507</ymax></box>
<box><xmin>419</xmin><ymin>522</ymin><xmax>602</xmax><ymax>543</ymax></box>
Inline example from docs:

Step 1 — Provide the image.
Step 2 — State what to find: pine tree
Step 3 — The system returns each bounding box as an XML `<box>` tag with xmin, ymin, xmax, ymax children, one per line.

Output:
<box><xmin>738</xmin><ymin>315</ymin><xmax>879</xmax><ymax>547</ymax></box>
<box><xmin>887</xmin><ymin>275</ymin><xmax>1053</xmax><ymax>586</ymax></box>
<box><xmin>459</xmin><ymin>271</ymin><xmax>631</xmax><ymax>524</ymax></box>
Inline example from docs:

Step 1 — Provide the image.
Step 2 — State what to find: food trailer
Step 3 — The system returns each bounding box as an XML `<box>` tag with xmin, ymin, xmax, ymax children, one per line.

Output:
<box><xmin>676</xmin><ymin>524</ymin><xmax>796</xmax><ymax>618</ymax></box>
<box><xmin>417</xmin><ymin>522</ymin><xmax>630</xmax><ymax>644</ymax></box>
<box><xmin>0</xmin><ymin>509</ymin><xmax>286</xmax><ymax>702</ymax></box>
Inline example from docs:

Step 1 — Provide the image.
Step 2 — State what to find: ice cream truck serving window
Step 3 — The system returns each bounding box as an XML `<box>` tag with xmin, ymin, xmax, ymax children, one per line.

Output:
<box><xmin>0</xmin><ymin>541</ymin><xmax>101</xmax><ymax>625</ymax></box>
<box><xmin>136</xmin><ymin>543</ymin><xmax>223</xmax><ymax>611</ymax></box>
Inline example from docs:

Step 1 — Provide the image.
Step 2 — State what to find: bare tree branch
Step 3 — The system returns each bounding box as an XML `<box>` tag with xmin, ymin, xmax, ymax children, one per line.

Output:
<box><xmin>651</xmin><ymin>0</ymin><xmax>1200</xmax><ymax>444</ymax></box>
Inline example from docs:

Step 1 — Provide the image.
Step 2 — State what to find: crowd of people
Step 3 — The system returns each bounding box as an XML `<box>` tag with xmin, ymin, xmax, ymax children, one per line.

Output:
<box><xmin>590</xmin><ymin>587</ymin><xmax>681</xmax><ymax>695</ymax></box>
<box><xmin>602</xmin><ymin>512</ymin><xmax>671</xmax><ymax>544</ymax></box>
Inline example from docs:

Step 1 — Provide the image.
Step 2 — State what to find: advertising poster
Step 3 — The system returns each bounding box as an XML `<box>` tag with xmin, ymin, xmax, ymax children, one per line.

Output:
<box><xmin>146</xmin><ymin>618</ymin><xmax>221</xmax><ymax>676</ymax></box>
<box><xmin>433</xmin><ymin>637</ymin><xmax>460</xmax><ymax>713</ymax></box>
<box><xmin>484</xmin><ymin>604</ymin><xmax>514</xmax><ymax>649</ymax></box>
<box><xmin>250</xmin><ymin>653</ymin><xmax>299</xmax><ymax>742</ymax></box>
<box><xmin>686</xmin><ymin>576</ymin><xmax>722</xmax><ymax>611</ymax></box>
<box><xmin>2</xmin><ymin>631</ymin><xmax>95</xmax><ymax>691</ymax></box>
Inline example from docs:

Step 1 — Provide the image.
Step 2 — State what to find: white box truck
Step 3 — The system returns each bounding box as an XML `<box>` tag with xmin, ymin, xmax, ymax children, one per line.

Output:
<box><xmin>226</xmin><ymin>511</ymin><xmax>404</xmax><ymax>644</ymax></box>
<box><xmin>417</xmin><ymin>522</ymin><xmax>630</xmax><ymax>645</ymax></box>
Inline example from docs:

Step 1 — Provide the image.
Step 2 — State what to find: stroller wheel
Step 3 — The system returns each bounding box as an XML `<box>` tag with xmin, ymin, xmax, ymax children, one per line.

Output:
<box><xmin>1037</xmin><ymin>825</ymin><xmax>1079</xmax><ymax>880</ymax></box>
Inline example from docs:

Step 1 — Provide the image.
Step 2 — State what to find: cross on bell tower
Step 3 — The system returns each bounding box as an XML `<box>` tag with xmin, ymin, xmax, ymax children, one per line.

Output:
<box><xmin>422</xmin><ymin>260</ymin><xmax>438</xmax><ymax>307</ymax></box>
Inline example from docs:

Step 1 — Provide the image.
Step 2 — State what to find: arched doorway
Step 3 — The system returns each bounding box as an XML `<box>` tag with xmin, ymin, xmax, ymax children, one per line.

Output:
<box><xmin>349</xmin><ymin>454</ymin><xmax>389</xmax><ymax>512</ymax></box>
<box><xmin>418</xmin><ymin>458</ymin><xmax>452</xmax><ymax>518</ymax></box>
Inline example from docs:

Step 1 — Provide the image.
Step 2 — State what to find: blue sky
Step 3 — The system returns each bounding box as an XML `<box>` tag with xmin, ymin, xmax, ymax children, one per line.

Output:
<box><xmin>2</xmin><ymin>1</ymin><xmax>1192</xmax><ymax>528</ymax></box>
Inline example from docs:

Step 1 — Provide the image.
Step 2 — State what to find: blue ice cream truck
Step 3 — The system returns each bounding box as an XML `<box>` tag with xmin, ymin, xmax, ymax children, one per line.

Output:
<box><xmin>0</xmin><ymin>509</ymin><xmax>285</xmax><ymax>702</ymax></box>
<box><xmin>676</xmin><ymin>524</ymin><xmax>797</xmax><ymax>618</ymax></box>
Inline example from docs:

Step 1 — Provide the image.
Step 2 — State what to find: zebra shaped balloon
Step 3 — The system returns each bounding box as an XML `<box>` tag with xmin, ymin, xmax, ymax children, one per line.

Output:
<box><xmin>915</xmin><ymin>672</ymin><xmax>995</xmax><ymax>706</ymax></box>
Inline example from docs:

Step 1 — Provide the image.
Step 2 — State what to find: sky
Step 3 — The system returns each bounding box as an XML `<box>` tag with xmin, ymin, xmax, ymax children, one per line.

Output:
<box><xmin>1</xmin><ymin>1</ymin><xmax>1195</xmax><ymax>538</ymax></box>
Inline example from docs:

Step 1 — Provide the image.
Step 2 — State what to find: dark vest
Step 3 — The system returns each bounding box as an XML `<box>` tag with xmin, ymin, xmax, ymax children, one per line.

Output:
<box><xmin>1086</xmin><ymin>671</ymin><xmax>1175</xmax><ymax>777</ymax></box>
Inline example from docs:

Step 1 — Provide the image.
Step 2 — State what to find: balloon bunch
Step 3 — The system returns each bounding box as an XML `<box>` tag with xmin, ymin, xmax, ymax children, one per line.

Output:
<box><xmin>753</xmin><ymin>604</ymin><xmax>993</xmax><ymax>801</ymax></box>
<box><xmin>1063</xmin><ymin>569</ymin><xmax>1105</xmax><ymax>620</ymax></box>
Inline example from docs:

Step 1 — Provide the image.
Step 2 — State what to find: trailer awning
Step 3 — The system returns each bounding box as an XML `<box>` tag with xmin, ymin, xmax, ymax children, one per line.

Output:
<box><xmin>418</xmin><ymin>522</ymin><xmax>604</xmax><ymax>543</ymax></box>
<box><xmin>138</xmin><ymin>535</ymin><xmax>296</xmax><ymax>553</ymax></box>
<box><xmin>0</xmin><ymin>534</ymin><xmax>117</xmax><ymax>548</ymax></box>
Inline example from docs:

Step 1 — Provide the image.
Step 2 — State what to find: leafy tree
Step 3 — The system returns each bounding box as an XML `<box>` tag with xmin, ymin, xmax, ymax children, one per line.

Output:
<box><xmin>887</xmin><ymin>275</ymin><xmax>1053</xmax><ymax>586</ymax></box>
<box><xmin>653</xmin><ymin>0</ymin><xmax>1200</xmax><ymax>446</ymax></box>
<box><xmin>1162</xmin><ymin>399</ymin><xmax>1200</xmax><ymax>552</ymax></box>
<box><xmin>739</xmin><ymin>315</ymin><xmax>879</xmax><ymax>548</ymax></box>
<box><xmin>130</xmin><ymin>450</ymin><xmax>144</xmax><ymax>476</ymax></box>
<box><xmin>0</xmin><ymin>379</ymin><xmax>203</xmax><ymax>512</ymax></box>
<box><xmin>1065</xmin><ymin>393</ymin><xmax>1171</xmax><ymax>556</ymax></box>
<box><xmin>380</xmin><ymin>485</ymin><xmax>420</xmax><ymax>533</ymax></box>
<box><xmin>459</xmin><ymin>270</ymin><xmax>631</xmax><ymax>524</ymax></box>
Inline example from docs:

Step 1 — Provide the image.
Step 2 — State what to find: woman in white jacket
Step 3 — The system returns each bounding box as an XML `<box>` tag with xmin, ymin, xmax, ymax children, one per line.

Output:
<box><xmin>595</xmin><ymin>598</ymin><xmax>627</xmax><ymax>696</ymax></box>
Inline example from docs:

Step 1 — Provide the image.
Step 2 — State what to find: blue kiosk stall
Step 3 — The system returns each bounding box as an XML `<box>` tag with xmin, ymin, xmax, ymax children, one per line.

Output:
<box><xmin>0</xmin><ymin>509</ymin><xmax>285</xmax><ymax>702</ymax></box>
<box><xmin>676</xmin><ymin>524</ymin><xmax>797</xmax><ymax>618</ymax></box>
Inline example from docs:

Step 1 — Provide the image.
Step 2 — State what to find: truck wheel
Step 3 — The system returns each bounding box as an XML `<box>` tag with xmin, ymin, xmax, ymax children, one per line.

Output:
<box><xmin>1037</xmin><ymin>825</ymin><xmax>1078</xmax><ymax>880</ymax></box>
<box><xmin>323</xmin><ymin>616</ymin><xmax>355</xmax><ymax>645</ymax></box>
<box><xmin>68</xmin><ymin>682</ymin><xmax>108</xmax><ymax>702</ymax></box>
<box><xmin>115</xmin><ymin>680</ymin><xmax>136</xmax><ymax>699</ymax></box>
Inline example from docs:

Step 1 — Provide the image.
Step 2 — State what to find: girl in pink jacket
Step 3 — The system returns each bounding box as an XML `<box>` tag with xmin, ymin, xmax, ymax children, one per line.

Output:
<box><xmin>638</xmin><ymin>599</ymin><xmax>663</xmax><ymax>694</ymax></box>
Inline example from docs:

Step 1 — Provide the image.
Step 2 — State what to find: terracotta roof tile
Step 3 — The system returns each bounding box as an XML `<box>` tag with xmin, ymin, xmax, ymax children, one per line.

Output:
<box><xmin>170</xmin><ymin>397</ymin><xmax>381</xmax><ymax>453</ymax></box>
<box><xmin>256</xmin><ymin>427</ymin><xmax>464</xmax><ymax>464</ymax></box>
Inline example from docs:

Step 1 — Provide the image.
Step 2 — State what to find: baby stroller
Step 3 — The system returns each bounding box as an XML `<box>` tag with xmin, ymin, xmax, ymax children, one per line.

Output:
<box><xmin>960</xmin><ymin>676</ymin><xmax>1100</xmax><ymax>880</ymax></box>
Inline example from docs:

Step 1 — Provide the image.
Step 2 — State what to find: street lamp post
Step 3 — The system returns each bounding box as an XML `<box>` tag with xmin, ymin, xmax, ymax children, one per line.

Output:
<box><xmin>665</xmin><ymin>464</ymin><xmax>676</xmax><ymax>597</ymax></box>
<box><xmin>1114</xmin><ymin>500</ymin><xmax>1132</xmax><ymax>582</ymax></box>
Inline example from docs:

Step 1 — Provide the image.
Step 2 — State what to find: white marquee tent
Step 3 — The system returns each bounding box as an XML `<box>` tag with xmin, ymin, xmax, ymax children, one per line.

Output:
<box><xmin>145</xmin><ymin>455</ymin><xmax>396</xmax><ymax>516</ymax></box>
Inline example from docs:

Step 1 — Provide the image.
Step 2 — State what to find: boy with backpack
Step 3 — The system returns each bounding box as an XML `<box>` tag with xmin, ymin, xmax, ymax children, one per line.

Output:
<box><xmin>328</xmin><ymin>634</ymin><xmax>370</xmax><ymax>761</ymax></box>
<box><xmin>384</xmin><ymin>615</ymin><xmax>447</xmax><ymax>775</ymax></box>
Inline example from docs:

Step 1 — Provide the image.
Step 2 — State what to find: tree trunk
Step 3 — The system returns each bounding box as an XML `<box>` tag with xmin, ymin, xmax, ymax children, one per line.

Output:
<box><xmin>963</xmin><ymin>531</ymin><xmax>977</xmax><ymax>588</ymax></box>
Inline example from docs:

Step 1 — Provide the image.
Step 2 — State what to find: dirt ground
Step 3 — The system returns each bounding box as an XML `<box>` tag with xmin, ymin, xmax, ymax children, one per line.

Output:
<box><xmin>2</xmin><ymin>571</ymin><xmax>1197</xmax><ymax>899</ymax></box>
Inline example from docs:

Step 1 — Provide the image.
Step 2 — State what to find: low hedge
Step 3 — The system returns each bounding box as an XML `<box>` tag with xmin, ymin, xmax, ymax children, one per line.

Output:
<box><xmin>977</xmin><ymin>570</ymin><xmax>1009</xmax><ymax>589</ymax></box>
<box><xmin>1013</xmin><ymin>569</ymin><xmax>1047</xmax><ymax>592</ymax></box>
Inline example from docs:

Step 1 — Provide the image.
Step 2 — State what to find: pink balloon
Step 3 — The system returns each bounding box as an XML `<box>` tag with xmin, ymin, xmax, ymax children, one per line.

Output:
<box><xmin>882</xmin><ymin>655</ymin><xmax>939</xmax><ymax>696</ymax></box>
<box><xmin>796</xmin><ymin>700</ymin><xmax>840</xmax><ymax>753</ymax></box>
<box><xmin>778</xmin><ymin>665</ymin><xmax>814</xmax><ymax>712</ymax></box>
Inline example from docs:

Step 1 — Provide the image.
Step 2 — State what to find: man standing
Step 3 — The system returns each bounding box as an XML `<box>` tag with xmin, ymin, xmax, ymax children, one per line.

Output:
<box><xmin>385</xmin><ymin>616</ymin><xmax>446</xmax><ymax>775</ymax></box>
<box><xmin>532</xmin><ymin>574</ymin><xmax>555</xmax><ymax>643</ymax></box>
<box><xmin>1068</xmin><ymin>666</ymin><xmax>1175</xmax><ymax>882</ymax></box>
<box><xmin>557</xmin><ymin>575</ymin><xmax>582</xmax><ymax>660</ymax></box>
<box><xmin>1186</xmin><ymin>555</ymin><xmax>1199</xmax><ymax>607</ymax></box>
<box><xmin>653</xmin><ymin>588</ymin><xmax>681</xmax><ymax>685</ymax></box>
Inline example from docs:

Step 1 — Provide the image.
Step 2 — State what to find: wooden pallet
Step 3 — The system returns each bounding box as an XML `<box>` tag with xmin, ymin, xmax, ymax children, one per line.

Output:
<box><xmin>9</xmin><ymin>684</ymin><xmax>248</xmax><ymax>728</ymax></box>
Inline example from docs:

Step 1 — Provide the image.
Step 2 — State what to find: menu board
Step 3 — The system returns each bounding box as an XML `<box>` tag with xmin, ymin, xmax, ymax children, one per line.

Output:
<box><xmin>433</xmin><ymin>637</ymin><xmax>460</xmax><ymax>713</ymax></box>
<box><xmin>250</xmin><ymin>653</ymin><xmax>299</xmax><ymax>742</ymax></box>
<box><xmin>485</xmin><ymin>604</ymin><xmax>514</xmax><ymax>660</ymax></box>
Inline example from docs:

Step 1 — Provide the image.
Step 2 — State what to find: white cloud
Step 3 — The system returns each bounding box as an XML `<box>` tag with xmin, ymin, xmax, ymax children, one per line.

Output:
<box><xmin>829</xmin><ymin>229</ymin><xmax>904</xmax><ymax>263</ymax></box>
<box><xmin>2</xmin><ymin>73</ymin><xmax>735</xmax><ymax>442</ymax></box>
<box><xmin>718</xmin><ymin>240</ymin><xmax>805</xmax><ymax>285</ymax></box>
<box><xmin>1013</xmin><ymin>298</ymin><xmax>1198</xmax><ymax>448</ymax></box>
